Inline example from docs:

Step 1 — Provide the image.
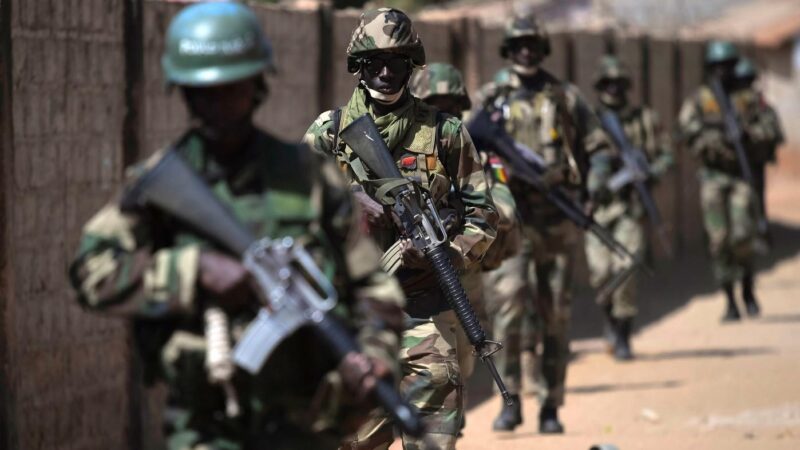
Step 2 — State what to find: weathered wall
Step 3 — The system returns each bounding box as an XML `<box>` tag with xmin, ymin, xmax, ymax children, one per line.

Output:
<box><xmin>1</xmin><ymin>0</ymin><xmax>132</xmax><ymax>449</ymax></box>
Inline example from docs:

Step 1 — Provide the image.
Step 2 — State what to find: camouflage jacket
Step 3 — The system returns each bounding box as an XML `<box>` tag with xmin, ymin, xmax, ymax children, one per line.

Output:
<box><xmin>591</xmin><ymin>104</ymin><xmax>674</xmax><ymax>223</ymax></box>
<box><xmin>476</xmin><ymin>68</ymin><xmax>611</xmax><ymax>226</ymax></box>
<box><xmin>480</xmin><ymin>152</ymin><xmax>521</xmax><ymax>270</ymax></box>
<box><xmin>304</xmin><ymin>88</ymin><xmax>498</xmax><ymax>313</ymax></box>
<box><xmin>679</xmin><ymin>84</ymin><xmax>784</xmax><ymax>176</ymax></box>
<box><xmin>69</xmin><ymin>128</ymin><xmax>405</xmax><ymax>433</ymax></box>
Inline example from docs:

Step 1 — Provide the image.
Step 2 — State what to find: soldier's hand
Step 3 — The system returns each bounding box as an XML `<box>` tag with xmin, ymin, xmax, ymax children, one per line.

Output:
<box><xmin>198</xmin><ymin>251</ymin><xmax>253</xmax><ymax>311</ymax></box>
<box><xmin>354</xmin><ymin>190</ymin><xmax>390</xmax><ymax>226</ymax></box>
<box><xmin>338</xmin><ymin>352</ymin><xmax>392</xmax><ymax>402</ymax></box>
<box><xmin>400</xmin><ymin>239</ymin><xmax>428</xmax><ymax>269</ymax></box>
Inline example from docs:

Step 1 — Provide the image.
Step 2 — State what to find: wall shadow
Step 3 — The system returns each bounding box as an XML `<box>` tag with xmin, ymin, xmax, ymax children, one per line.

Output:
<box><xmin>570</xmin><ymin>221</ymin><xmax>800</xmax><ymax>341</ymax></box>
<box><xmin>567</xmin><ymin>379</ymin><xmax>682</xmax><ymax>395</ymax></box>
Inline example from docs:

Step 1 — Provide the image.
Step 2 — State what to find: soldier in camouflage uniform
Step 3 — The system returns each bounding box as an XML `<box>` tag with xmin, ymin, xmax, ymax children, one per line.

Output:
<box><xmin>586</xmin><ymin>55</ymin><xmax>673</xmax><ymax>360</ymax></box>
<box><xmin>305</xmin><ymin>10</ymin><xmax>498</xmax><ymax>449</ymax></box>
<box><xmin>410</xmin><ymin>62</ymin><xmax>521</xmax><ymax>437</ymax></box>
<box><xmin>679</xmin><ymin>41</ymin><xmax>783</xmax><ymax>321</ymax></box>
<box><xmin>475</xmin><ymin>13</ymin><xmax>612</xmax><ymax>433</ymax></box>
<box><xmin>69</xmin><ymin>3</ymin><xmax>405</xmax><ymax>449</ymax></box>
<box><xmin>731</xmin><ymin>57</ymin><xmax>784</xmax><ymax>221</ymax></box>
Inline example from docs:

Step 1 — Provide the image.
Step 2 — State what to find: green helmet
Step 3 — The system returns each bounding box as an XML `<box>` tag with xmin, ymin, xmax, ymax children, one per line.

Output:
<box><xmin>705</xmin><ymin>40</ymin><xmax>739</xmax><ymax>66</ymax></box>
<box><xmin>593</xmin><ymin>55</ymin><xmax>631</xmax><ymax>90</ymax></box>
<box><xmin>161</xmin><ymin>1</ymin><xmax>275</xmax><ymax>87</ymax></box>
<box><xmin>500</xmin><ymin>13</ymin><xmax>551</xmax><ymax>59</ymax></box>
<box><xmin>346</xmin><ymin>8</ymin><xmax>425</xmax><ymax>73</ymax></box>
<box><xmin>409</xmin><ymin>62</ymin><xmax>471</xmax><ymax>110</ymax></box>
<box><xmin>735</xmin><ymin>57</ymin><xmax>758</xmax><ymax>81</ymax></box>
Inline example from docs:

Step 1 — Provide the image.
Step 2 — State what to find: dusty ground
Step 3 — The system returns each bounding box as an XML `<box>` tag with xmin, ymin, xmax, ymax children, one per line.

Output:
<box><xmin>449</xmin><ymin>152</ymin><xmax>800</xmax><ymax>450</ymax></box>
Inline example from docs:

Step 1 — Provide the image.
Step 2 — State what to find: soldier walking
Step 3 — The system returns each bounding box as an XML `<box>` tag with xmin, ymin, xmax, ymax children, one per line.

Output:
<box><xmin>69</xmin><ymin>3</ymin><xmax>405</xmax><ymax>449</ymax></box>
<box><xmin>678</xmin><ymin>41</ymin><xmax>783</xmax><ymax>321</ymax></box>
<box><xmin>304</xmin><ymin>9</ymin><xmax>498</xmax><ymax>449</ymax></box>
<box><xmin>586</xmin><ymin>55</ymin><xmax>673</xmax><ymax>360</ymax></box>
<box><xmin>475</xmin><ymin>13</ymin><xmax>612</xmax><ymax>434</ymax></box>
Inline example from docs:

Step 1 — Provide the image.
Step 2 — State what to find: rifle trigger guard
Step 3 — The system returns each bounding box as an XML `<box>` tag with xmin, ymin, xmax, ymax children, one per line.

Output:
<box><xmin>475</xmin><ymin>339</ymin><xmax>504</xmax><ymax>358</ymax></box>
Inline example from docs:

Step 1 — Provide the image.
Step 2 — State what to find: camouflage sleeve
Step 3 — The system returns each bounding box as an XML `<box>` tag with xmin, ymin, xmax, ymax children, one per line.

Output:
<box><xmin>69</xmin><ymin>156</ymin><xmax>201</xmax><ymax>318</ymax></box>
<box><xmin>304</xmin><ymin>110</ymin><xmax>337</xmax><ymax>157</ymax></box>
<box><xmin>678</xmin><ymin>94</ymin><xmax>713</xmax><ymax>159</ymax></box>
<box><xmin>746</xmin><ymin>98</ymin><xmax>784</xmax><ymax>163</ymax></box>
<box><xmin>643</xmin><ymin>108</ymin><xmax>674</xmax><ymax>178</ymax></box>
<box><xmin>316</xmin><ymin>154</ymin><xmax>404</xmax><ymax>375</ymax></box>
<box><xmin>567</xmin><ymin>87</ymin><xmax>614</xmax><ymax>199</ymax></box>
<box><xmin>441</xmin><ymin>116</ymin><xmax>499</xmax><ymax>269</ymax></box>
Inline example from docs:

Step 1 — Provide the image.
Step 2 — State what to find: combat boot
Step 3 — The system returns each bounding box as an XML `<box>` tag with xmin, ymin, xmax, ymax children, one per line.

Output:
<box><xmin>538</xmin><ymin>406</ymin><xmax>564</xmax><ymax>434</ymax></box>
<box><xmin>492</xmin><ymin>394</ymin><xmax>522</xmax><ymax>431</ymax></box>
<box><xmin>602</xmin><ymin>304</ymin><xmax>619</xmax><ymax>353</ymax></box>
<box><xmin>721</xmin><ymin>283</ymin><xmax>741</xmax><ymax>322</ymax></box>
<box><xmin>614</xmin><ymin>318</ymin><xmax>634</xmax><ymax>361</ymax></box>
<box><xmin>742</xmin><ymin>273</ymin><xmax>761</xmax><ymax>317</ymax></box>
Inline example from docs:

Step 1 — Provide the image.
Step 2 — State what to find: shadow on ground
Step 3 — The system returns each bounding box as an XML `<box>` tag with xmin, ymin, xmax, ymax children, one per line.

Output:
<box><xmin>570</xmin><ymin>221</ymin><xmax>800</xmax><ymax>341</ymax></box>
<box><xmin>467</xmin><ymin>221</ymin><xmax>800</xmax><ymax>411</ymax></box>
<box><xmin>567</xmin><ymin>379</ymin><xmax>682</xmax><ymax>395</ymax></box>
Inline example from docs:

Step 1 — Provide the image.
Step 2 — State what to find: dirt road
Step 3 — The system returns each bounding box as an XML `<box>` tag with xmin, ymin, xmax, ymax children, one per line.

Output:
<box><xmin>452</xmin><ymin>158</ymin><xmax>800</xmax><ymax>450</ymax></box>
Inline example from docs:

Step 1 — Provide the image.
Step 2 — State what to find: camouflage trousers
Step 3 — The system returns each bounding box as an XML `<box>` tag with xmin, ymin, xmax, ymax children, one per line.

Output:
<box><xmin>585</xmin><ymin>207</ymin><xmax>645</xmax><ymax>319</ymax></box>
<box><xmin>482</xmin><ymin>222</ymin><xmax>576</xmax><ymax>406</ymax></box>
<box><xmin>699</xmin><ymin>168</ymin><xmax>764</xmax><ymax>284</ymax></box>
<box><xmin>345</xmin><ymin>310</ymin><xmax>467</xmax><ymax>450</ymax></box>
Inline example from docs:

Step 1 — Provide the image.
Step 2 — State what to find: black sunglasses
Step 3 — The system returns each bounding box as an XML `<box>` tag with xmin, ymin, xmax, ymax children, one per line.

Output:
<box><xmin>361</xmin><ymin>55</ymin><xmax>411</xmax><ymax>76</ymax></box>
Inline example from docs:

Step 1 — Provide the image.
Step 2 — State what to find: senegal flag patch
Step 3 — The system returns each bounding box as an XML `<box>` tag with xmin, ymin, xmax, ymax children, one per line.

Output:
<box><xmin>489</xmin><ymin>156</ymin><xmax>508</xmax><ymax>184</ymax></box>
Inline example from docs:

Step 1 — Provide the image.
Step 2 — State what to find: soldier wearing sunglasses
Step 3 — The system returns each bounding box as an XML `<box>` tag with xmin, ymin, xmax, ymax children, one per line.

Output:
<box><xmin>305</xmin><ymin>8</ymin><xmax>498</xmax><ymax>450</ymax></box>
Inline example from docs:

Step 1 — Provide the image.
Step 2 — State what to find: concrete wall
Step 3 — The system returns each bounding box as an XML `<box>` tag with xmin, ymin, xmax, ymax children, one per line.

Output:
<box><xmin>0</xmin><ymin>1</ymin><xmax>786</xmax><ymax>448</ymax></box>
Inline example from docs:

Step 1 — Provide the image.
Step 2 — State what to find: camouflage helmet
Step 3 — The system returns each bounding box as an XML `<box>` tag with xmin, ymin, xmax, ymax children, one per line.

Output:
<box><xmin>346</xmin><ymin>8</ymin><xmax>425</xmax><ymax>73</ymax></box>
<box><xmin>593</xmin><ymin>55</ymin><xmax>631</xmax><ymax>90</ymax></box>
<box><xmin>500</xmin><ymin>13</ymin><xmax>551</xmax><ymax>59</ymax></box>
<box><xmin>409</xmin><ymin>62</ymin><xmax>471</xmax><ymax>110</ymax></box>
<box><xmin>734</xmin><ymin>57</ymin><xmax>758</xmax><ymax>81</ymax></box>
<box><xmin>705</xmin><ymin>40</ymin><xmax>739</xmax><ymax>66</ymax></box>
<box><xmin>161</xmin><ymin>1</ymin><xmax>275</xmax><ymax>86</ymax></box>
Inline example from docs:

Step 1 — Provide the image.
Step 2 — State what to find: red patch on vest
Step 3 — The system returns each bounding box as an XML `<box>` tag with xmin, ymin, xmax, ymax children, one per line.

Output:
<box><xmin>401</xmin><ymin>155</ymin><xmax>417</xmax><ymax>169</ymax></box>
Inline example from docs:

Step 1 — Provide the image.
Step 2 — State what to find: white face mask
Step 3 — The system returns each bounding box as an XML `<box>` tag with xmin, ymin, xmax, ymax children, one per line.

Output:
<box><xmin>512</xmin><ymin>64</ymin><xmax>539</xmax><ymax>77</ymax></box>
<box><xmin>363</xmin><ymin>82</ymin><xmax>406</xmax><ymax>105</ymax></box>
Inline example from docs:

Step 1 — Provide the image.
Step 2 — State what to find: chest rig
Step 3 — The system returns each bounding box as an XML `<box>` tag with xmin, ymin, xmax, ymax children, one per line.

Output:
<box><xmin>328</xmin><ymin>105</ymin><xmax>450</xmax><ymax>204</ymax></box>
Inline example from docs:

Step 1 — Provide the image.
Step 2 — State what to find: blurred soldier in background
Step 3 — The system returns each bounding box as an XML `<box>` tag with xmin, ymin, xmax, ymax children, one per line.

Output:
<box><xmin>476</xmin><ymin>12</ymin><xmax>612</xmax><ymax>434</ymax></box>
<box><xmin>587</xmin><ymin>55</ymin><xmax>673</xmax><ymax>360</ymax></box>
<box><xmin>731</xmin><ymin>57</ymin><xmax>785</xmax><ymax>221</ymax></box>
<box><xmin>304</xmin><ymin>9</ymin><xmax>498</xmax><ymax>449</ymax></box>
<box><xmin>410</xmin><ymin>62</ymin><xmax>522</xmax><ymax>436</ymax></box>
<box><xmin>679</xmin><ymin>41</ymin><xmax>783</xmax><ymax>321</ymax></box>
<box><xmin>69</xmin><ymin>3</ymin><xmax>405</xmax><ymax>449</ymax></box>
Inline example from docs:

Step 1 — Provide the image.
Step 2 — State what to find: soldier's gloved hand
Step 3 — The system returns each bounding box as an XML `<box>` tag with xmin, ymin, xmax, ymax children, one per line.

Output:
<box><xmin>198</xmin><ymin>250</ymin><xmax>254</xmax><ymax>312</ymax></box>
<box><xmin>399</xmin><ymin>239</ymin><xmax>429</xmax><ymax>270</ymax></box>
<box><xmin>338</xmin><ymin>352</ymin><xmax>392</xmax><ymax>402</ymax></box>
<box><xmin>353</xmin><ymin>190</ymin><xmax>390</xmax><ymax>226</ymax></box>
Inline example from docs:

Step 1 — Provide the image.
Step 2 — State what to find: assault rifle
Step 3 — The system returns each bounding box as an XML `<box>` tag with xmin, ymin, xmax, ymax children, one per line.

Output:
<box><xmin>467</xmin><ymin>108</ymin><xmax>651</xmax><ymax>303</ymax></box>
<box><xmin>122</xmin><ymin>150</ymin><xmax>424</xmax><ymax>437</ymax></box>
<box><xmin>340</xmin><ymin>114</ymin><xmax>514</xmax><ymax>406</ymax></box>
<box><xmin>599</xmin><ymin>109</ymin><xmax>672</xmax><ymax>256</ymax></box>
<box><xmin>708</xmin><ymin>77</ymin><xmax>769</xmax><ymax>236</ymax></box>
